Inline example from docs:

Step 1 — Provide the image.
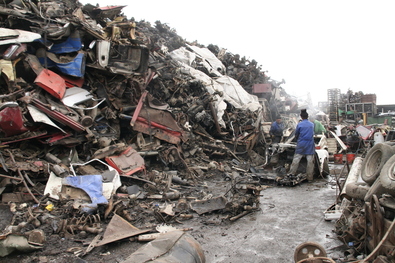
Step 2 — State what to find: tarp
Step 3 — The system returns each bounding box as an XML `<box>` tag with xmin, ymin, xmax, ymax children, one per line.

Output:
<box><xmin>187</xmin><ymin>44</ymin><xmax>226</xmax><ymax>77</ymax></box>
<box><xmin>215</xmin><ymin>75</ymin><xmax>261</xmax><ymax>112</ymax></box>
<box><xmin>63</xmin><ymin>174</ymin><xmax>108</xmax><ymax>205</ymax></box>
<box><xmin>48</xmin><ymin>30</ymin><xmax>82</xmax><ymax>54</ymax></box>
<box><xmin>174</xmin><ymin>62</ymin><xmax>227</xmax><ymax>126</ymax></box>
<box><xmin>37</xmin><ymin>50</ymin><xmax>86</xmax><ymax>77</ymax></box>
<box><xmin>169</xmin><ymin>49</ymin><xmax>262</xmax><ymax>126</ymax></box>
<box><xmin>168</xmin><ymin>47</ymin><xmax>196</xmax><ymax>66</ymax></box>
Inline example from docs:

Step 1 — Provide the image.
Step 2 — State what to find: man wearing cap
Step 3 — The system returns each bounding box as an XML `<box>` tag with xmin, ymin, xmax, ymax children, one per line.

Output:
<box><xmin>288</xmin><ymin>109</ymin><xmax>315</xmax><ymax>182</ymax></box>
<box><xmin>269</xmin><ymin>116</ymin><xmax>284</xmax><ymax>143</ymax></box>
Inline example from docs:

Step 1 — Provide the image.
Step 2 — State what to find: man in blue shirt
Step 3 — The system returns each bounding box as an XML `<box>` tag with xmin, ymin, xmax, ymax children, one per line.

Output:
<box><xmin>288</xmin><ymin>109</ymin><xmax>315</xmax><ymax>182</ymax></box>
<box><xmin>269</xmin><ymin>116</ymin><xmax>284</xmax><ymax>143</ymax></box>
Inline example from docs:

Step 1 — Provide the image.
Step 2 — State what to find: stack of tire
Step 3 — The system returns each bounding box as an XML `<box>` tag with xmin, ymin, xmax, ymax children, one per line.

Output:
<box><xmin>360</xmin><ymin>142</ymin><xmax>395</xmax><ymax>201</ymax></box>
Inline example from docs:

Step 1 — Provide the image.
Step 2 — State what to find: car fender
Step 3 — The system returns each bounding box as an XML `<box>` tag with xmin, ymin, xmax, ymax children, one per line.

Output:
<box><xmin>315</xmin><ymin>149</ymin><xmax>329</xmax><ymax>174</ymax></box>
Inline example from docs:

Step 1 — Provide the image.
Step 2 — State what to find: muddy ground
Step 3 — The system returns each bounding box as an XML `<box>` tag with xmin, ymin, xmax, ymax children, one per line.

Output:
<box><xmin>2</xmin><ymin>164</ymin><xmax>346</xmax><ymax>263</ymax></box>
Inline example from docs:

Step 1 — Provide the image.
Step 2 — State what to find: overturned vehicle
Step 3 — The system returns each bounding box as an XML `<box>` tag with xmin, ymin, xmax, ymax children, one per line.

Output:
<box><xmin>334</xmin><ymin>142</ymin><xmax>395</xmax><ymax>262</ymax></box>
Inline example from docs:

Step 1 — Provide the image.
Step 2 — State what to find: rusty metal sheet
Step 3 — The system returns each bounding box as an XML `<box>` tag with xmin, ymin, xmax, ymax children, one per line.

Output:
<box><xmin>133</xmin><ymin>120</ymin><xmax>181</xmax><ymax>145</ymax></box>
<box><xmin>34</xmin><ymin>69</ymin><xmax>66</xmax><ymax>99</ymax></box>
<box><xmin>95</xmin><ymin>214</ymin><xmax>151</xmax><ymax>247</ymax></box>
<box><xmin>107</xmin><ymin>44</ymin><xmax>149</xmax><ymax>74</ymax></box>
<box><xmin>0</xmin><ymin>131</ymin><xmax>48</xmax><ymax>145</ymax></box>
<box><xmin>6</xmin><ymin>160</ymin><xmax>46</xmax><ymax>173</ymax></box>
<box><xmin>24</xmin><ymin>54</ymin><xmax>44</xmax><ymax>75</ymax></box>
<box><xmin>130</xmin><ymin>90</ymin><xmax>148</xmax><ymax>127</ymax></box>
<box><xmin>93</xmin><ymin>5</ymin><xmax>126</xmax><ymax>20</ymax></box>
<box><xmin>132</xmin><ymin>105</ymin><xmax>184</xmax><ymax>145</ymax></box>
<box><xmin>0</xmin><ymin>234</ymin><xmax>43</xmax><ymax>257</ymax></box>
<box><xmin>59</xmin><ymin>73</ymin><xmax>84</xmax><ymax>88</ymax></box>
<box><xmin>92</xmin><ymin>143</ymin><xmax>127</xmax><ymax>159</ymax></box>
<box><xmin>105</xmin><ymin>146</ymin><xmax>145</xmax><ymax>176</ymax></box>
<box><xmin>138</xmin><ymin>108</ymin><xmax>183</xmax><ymax>134</ymax></box>
<box><xmin>190</xmin><ymin>196</ymin><xmax>227</xmax><ymax>215</ymax></box>
<box><xmin>122</xmin><ymin>230</ymin><xmax>205</xmax><ymax>263</ymax></box>
<box><xmin>37</xmin><ymin>132</ymin><xmax>73</xmax><ymax>145</ymax></box>
<box><xmin>30</xmin><ymin>98</ymin><xmax>85</xmax><ymax>132</ymax></box>
<box><xmin>1</xmin><ymin>192</ymin><xmax>35</xmax><ymax>203</ymax></box>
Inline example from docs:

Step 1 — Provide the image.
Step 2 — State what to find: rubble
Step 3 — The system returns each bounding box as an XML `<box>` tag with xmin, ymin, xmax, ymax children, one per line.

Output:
<box><xmin>0</xmin><ymin>0</ymin><xmax>394</xmax><ymax>262</ymax></box>
<box><xmin>0</xmin><ymin>0</ymin><xmax>298</xmax><ymax>260</ymax></box>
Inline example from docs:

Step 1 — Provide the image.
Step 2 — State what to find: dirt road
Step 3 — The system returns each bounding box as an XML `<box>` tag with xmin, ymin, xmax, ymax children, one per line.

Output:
<box><xmin>185</xmin><ymin>173</ymin><xmax>344</xmax><ymax>263</ymax></box>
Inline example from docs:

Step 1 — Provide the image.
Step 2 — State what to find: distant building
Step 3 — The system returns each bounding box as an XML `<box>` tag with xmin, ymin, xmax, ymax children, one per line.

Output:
<box><xmin>326</xmin><ymin>89</ymin><xmax>381</xmax><ymax>123</ymax></box>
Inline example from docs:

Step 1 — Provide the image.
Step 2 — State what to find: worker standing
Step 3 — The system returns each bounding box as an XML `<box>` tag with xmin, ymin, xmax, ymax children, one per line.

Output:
<box><xmin>311</xmin><ymin>117</ymin><xmax>327</xmax><ymax>135</ymax></box>
<box><xmin>288</xmin><ymin>109</ymin><xmax>315</xmax><ymax>182</ymax></box>
<box><xmin>269</xmin><ymin>116</ymin><xmax>284</xmax><ymax>143</ymax></box>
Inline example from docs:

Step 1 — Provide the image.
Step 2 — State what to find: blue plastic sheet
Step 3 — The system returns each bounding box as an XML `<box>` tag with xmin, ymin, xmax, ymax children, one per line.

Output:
<box><xmin>49</xmin><ymin>32</ymin><xmax>82</xmax><ymax>54</ymax></box>
<box><xmin>63</xmin><ymin>174</ymin><xmax>108</xmax><ymax>205</ymax></box>
<box><xmin>38</xmin><ymin>52</ymin><xmax>86</xmax><ymax>77</ymax></box>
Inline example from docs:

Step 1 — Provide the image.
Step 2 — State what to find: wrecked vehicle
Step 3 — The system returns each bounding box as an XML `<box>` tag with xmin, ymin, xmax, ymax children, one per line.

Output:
<box><xmin>263</xmin><ymin>131</ymin><xmax>331</xmax><ymax>186</ymax></box>
<box><xmin>333</xmin><ymin>142</ymin><xmax>395</xmax><ymax>262</ymax></box>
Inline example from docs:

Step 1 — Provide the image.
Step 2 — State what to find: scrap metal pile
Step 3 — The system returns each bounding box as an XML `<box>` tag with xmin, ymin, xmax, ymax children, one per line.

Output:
<box><xmin>0</xmin><ymin>0</ymin><xmax>296</xmax><ymax>259</ymax></box>
<box><xmin>333</xmin><ymin>142</ymin><xmax>395</xmax><ymax>262</ymax></box>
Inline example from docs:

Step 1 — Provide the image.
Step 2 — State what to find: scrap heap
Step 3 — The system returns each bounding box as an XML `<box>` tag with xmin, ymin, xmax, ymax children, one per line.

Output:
<box><xmin>0</xmin><ymin>0</ymin><xmax>299</xmax><ymax>260</ymax></box>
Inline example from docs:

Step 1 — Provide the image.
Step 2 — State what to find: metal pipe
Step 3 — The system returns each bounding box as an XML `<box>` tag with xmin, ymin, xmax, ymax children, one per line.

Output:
<box><xmin>0</xmin><ymin>174</ymin><xmax>23</xmax><ymax>181</ymax></box>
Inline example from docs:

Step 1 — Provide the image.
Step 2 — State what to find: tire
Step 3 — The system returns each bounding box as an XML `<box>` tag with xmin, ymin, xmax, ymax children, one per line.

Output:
<box><xmin>361</xmin><ymin>143</ymin><xmax>395</xmax><ymax>185</ymax></box>
<box><xmin>377</xmin><ymin>154</ymin><xmax>395</xmax><ymax>191</ymax></box>
<box><xmin>364</xmin><ymin>155</ymin><xmax>395</xmax><ymax>201</ymax></box>
<box><xmin>322</xmin><ymin>157</ymin><xmax>330</xmax><ymax>176</ymax></box>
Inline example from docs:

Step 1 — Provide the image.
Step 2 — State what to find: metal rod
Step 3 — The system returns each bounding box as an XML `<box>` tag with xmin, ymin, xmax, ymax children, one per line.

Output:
<box><xmin>6</xmin><ymin>150</ymin><xmax>39</xmax><ymax>203</ymax></box>
<box><xmin>0</xmin><ymin>173</ymin><xmax>23</xmax><ymax>181</ymax></box>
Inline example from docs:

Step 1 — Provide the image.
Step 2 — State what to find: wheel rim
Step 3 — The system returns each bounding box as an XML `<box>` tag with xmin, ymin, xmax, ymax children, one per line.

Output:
<box><xmin>294</xmin><ymin>241</ymin><xmax>327</xmax><ymax>262</ymax></box>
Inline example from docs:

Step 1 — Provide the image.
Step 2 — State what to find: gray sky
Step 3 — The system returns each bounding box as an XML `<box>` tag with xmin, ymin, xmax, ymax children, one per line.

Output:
<box><xmin>79</xmin><ymin>0</ymin><xmax>395</xmax><ymax>106</ymax></box>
